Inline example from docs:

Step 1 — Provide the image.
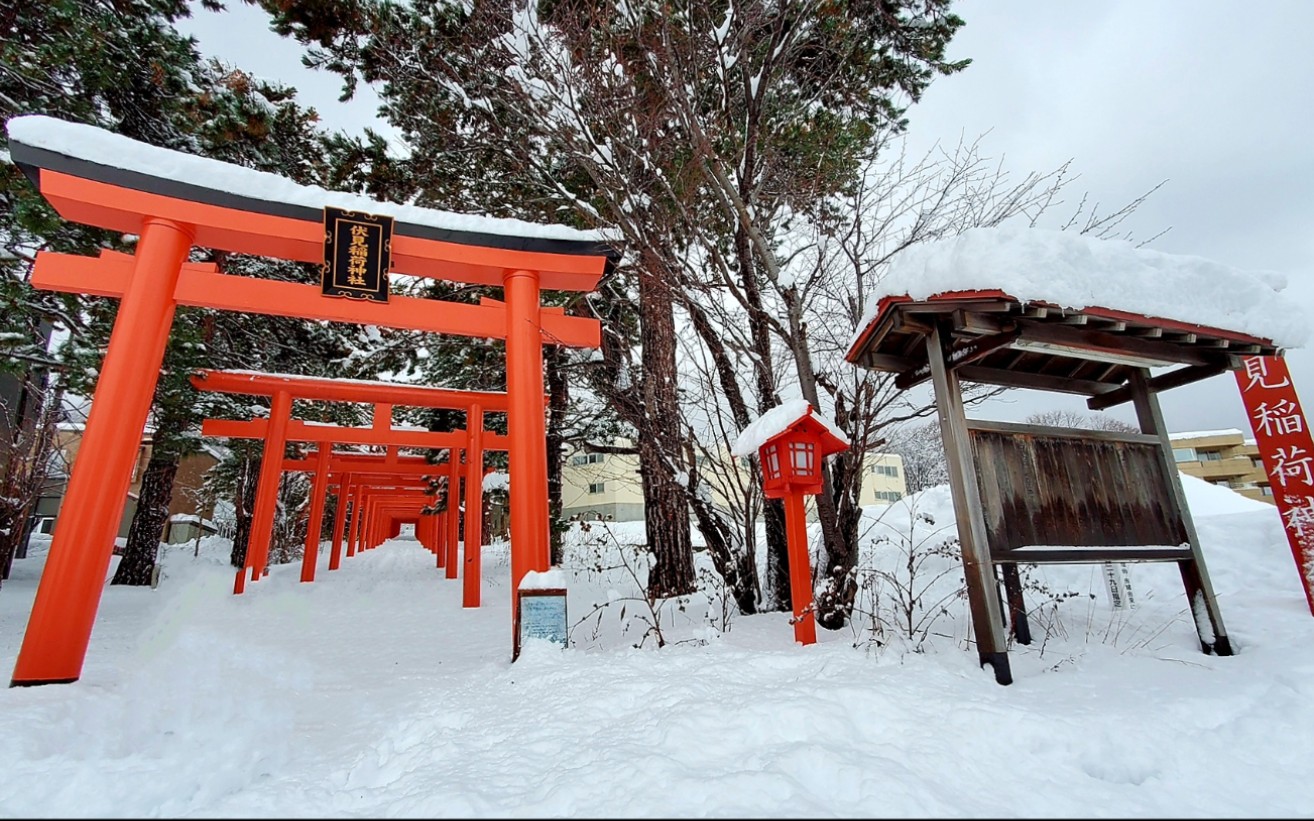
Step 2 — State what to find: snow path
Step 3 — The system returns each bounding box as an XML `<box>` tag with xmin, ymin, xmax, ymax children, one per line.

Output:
<box><xmin>2</xmin><ymin>511</ymin><xmax>1313</xmax><ymax>817</ymax></box>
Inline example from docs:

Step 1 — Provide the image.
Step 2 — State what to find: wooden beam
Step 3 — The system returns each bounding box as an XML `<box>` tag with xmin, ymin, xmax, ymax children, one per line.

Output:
<box><xmin>31</xmin><ymin>250</ymin><xmax>601</xmax><ymax>347</ymax></box>
<box><xmin>951</xmin><ymin>310</ymin><xmax>1012</xmax><ymax>336</ymax></box>
<box><xmin>191</xmin><ymin>369</ymin><xmax>530</xmax><ymax>411</ymax></box>
<box><xmin>926</xmin><ymin>321</ymin><xmax>1012</xmax><ymax>684</ymax></box>
<box><xmin>202</xmin><ymin>418</ymin><xmax>511</xmax><ymax>450</ymax></box>
<box><xmin>956</xmin><ymin>365</ymin><xmax>1121</xmax><ymax>397</ymax></box>
<box><xmin>1016</xmin><ymin>322</ymin><xmax>1230</xmax><ymax>369</ymax></box>
<box><xmin>992</xmin><ymin>547</ymin><xmax>1193</xmax><ymax>564</ymax></box>
<box><xmin>964</xmin><ymin>418</ymin><xmax>1160</xmax><ymax>446</ymax></box>
<box><xmin>857</xmin><ymin>352</ymin><xmax>920</xmax><ymax>374</ymax></box>
<box><xmin>1128</xmin><ymin>369</ymin><xmax>1232</xmax><ymax>655</ymax></box>
<box><xmin>1086</xmin><ymin>363</ymin><xmax>1228</xmax><ymax>411</ymax></box>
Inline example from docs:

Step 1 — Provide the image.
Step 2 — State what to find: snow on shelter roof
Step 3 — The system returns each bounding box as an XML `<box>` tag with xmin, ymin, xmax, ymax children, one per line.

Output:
<box><xmin>5</xmin><ymin>115</ymin><xmax>620</xmax><ymax>287</ymax></box>
<box><xmin>731</xmin><ymin>399</ymin><xmax>850</xmax><ymax>458</ymax></box>
<box><xmin>850</xmin><ymin>225</ymin><xmax>1308</xmax><ymax>351</ymax></box>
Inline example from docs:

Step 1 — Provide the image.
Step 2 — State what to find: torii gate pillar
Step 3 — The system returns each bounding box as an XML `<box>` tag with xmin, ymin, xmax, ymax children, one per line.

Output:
<box><xmin>11</xmin><ymin>218</ymin><xmax>192</xmax><ymax>686</ymax></box>
<box><xmin>505</xmin><ymin>270</ymin><xmax>550</xmax><ymax>602</ymax></box>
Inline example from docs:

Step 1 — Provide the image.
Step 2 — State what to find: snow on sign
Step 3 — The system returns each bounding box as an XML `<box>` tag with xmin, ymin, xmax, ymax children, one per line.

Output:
<box><xmin>321</xmin><ymin>206</ymin><xmax>393</xmax><ymax>302</ymax></box>
<box><xmin>1235</xmin><ymin>356</ymin><xmax>1314</xmax><ymax>615</ymax></box>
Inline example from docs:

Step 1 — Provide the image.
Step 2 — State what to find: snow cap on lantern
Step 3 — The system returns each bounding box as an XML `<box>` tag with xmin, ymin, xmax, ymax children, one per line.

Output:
<box><xmin>732</xmin><ymin>399</ymin><xmax>849</xmax><ymax>498</ymax></box>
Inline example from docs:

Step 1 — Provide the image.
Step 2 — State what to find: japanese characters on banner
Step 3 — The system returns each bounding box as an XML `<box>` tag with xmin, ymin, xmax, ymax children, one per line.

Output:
<box><xmin>1235</xmin><ymin>355</ymin><xmax>1314</xmax><ymax>615</ymax></box>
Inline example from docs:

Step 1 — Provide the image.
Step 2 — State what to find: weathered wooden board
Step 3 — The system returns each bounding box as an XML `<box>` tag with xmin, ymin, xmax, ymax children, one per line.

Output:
<box><xmin>967</xmin><ymin>421</ymin><xmax>1187</xmax><ymax>558</ymax></box>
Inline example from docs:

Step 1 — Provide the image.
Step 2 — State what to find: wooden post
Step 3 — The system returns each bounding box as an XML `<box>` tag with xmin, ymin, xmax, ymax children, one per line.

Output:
<box><xmin>464</xmin><ymin>404</ymin><xmax>485</xmax><ymax>608</ymax></box>
<box><xmin>329</xmin><ymin>474</ymin><xmax>350</xmax><ymax>571</ymax></box>
<box><xmin>241</xmin><ymin>389</ymin><xmax>292</xmax><ymax>590</ymax></box>
<box><xmin>1000</xmin><ymin>564</ymin><xmax>1032</xmax><ymax>645</ymax></box>
<box><xmin>351</xmin><ymin>484</ymin><xmax>366</xmax><ymax>557</ymax></box>
<box><xmin>505</xmin><ymin>269</ymin><xmax>549</xmax><ymax>607</ymax></box>
<box><xmin>446</xmin><ymin>451</ymin><xmax>461</xmax><ymax>578</ymax></box>
<box><xmin>1129</xmin><ymin>369</ymin><xmax>1233</xmax><ymax>655</ymax></box>
<box><xmin>11</xmin><ymin>218</ymin><xmax>192</xmax><ymax>686</ymax></box>
<box><xmin>299</xmin><ymin>442</ymin><xmax>332</xmax><ymax>583</ymax></box>
<box><xmin>435</xmin><ymin>507</ymin><xmax>447</xmax><ymax>568</ymax></box>
<box><xmin>926</xmin><ymin>321</ymin><xmax>1012</xmax><ymax>685</ymax></box>
<box><xmin>783</xmin><ymin>491</ymin><xmax>817</xmax><ymax>645</ymax></box>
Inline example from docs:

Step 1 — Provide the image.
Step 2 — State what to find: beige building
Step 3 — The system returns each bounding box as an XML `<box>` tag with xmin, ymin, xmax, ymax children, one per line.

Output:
<box><xmin>560</xmin><ymin>442</ymin><xmax>646</xmax><ymax>522</ymax></box>
<box><xmin>36</xmin><ymin>425</ymin><xmax>222</xmax><ymax>542</ymax></box>
<box><xmin>1170</xmin><ymin>429</ymin><xmax>1273</xmax><ymax>504</ymax></box>
<box><xmin>560</xmin><ymin>441</ymin><xmax>907</xmax><ymax>522</ymax></box>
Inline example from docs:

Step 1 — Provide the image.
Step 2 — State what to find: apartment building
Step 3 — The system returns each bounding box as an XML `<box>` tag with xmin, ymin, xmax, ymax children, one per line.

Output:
<box><xmin>1170</xmin><ymin>429</ymin><xmax>1273</xmax><ymax>504</ymax></box>
<box><xmin>560</xmin><ymin>441</ymin><xmax>907</xmax><ymax>522</ymax></box>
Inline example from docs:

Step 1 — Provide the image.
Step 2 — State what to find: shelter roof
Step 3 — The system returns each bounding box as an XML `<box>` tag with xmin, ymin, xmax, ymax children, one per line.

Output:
<box><xmin>846</xmin><ymin>290</ymin><xmax>1283</xmax><ymax>410</ymax></box>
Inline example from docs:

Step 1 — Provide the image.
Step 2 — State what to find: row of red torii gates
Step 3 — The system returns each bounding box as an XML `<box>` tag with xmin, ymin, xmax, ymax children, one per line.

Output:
<box><xmin>189</xmin><ymin>369</ymin><xmax>519</xmax><ymax>607</ymax></box>
<box><xmin>7</xmin><ymin>115</ymin><xmax>617</xmax><ymax>686</ymax></box>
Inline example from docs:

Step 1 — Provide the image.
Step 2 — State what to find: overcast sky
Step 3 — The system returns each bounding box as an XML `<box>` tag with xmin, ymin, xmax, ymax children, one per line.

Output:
<box><xmin>176</xmin><ymin>0</ymin><xmax>1314</xmax><ymax>435</ymax></box>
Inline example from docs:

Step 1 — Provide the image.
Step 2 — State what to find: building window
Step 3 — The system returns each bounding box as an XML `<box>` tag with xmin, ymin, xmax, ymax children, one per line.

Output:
<box><xmin>875</xmin><ymin>490</ymin><xmax>903</xmax><ymax>502</ymax></box>
<box><xmin>1172</xmin><ymin>447</ymin><xmax>1197</xmax><ymax>462</ymax></box>
<box><xmin>1199</xmin><ymin>451</ymin><xmax>1223</xmax><ymax>462</ymax></box>
<box><xmin>1253</xmin><ymin>458</ymin><xmax>1265</xmax><ymax>470</ymax></box>
<box><xmin>571</xmin><ymin>453</ymin><xmax>605</xmax><ymax>466</ymax></box>
<box><xmin>871</xmin><ymin>464</ymin><xmax>899</xmax><ymax>477</ymax></box>
<box><xmin>588</xmin><ymin>482</ymin><xmax>605</xmax><ymax>494</ymax></box>
<box><xmin>1262</xmin><ymin>485</ymin><xmax>1274</xmax><ymax>497</ymax></box>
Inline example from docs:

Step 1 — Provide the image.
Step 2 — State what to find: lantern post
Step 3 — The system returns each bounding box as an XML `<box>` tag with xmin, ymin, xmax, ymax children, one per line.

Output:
<box><xmin>736</xmin><ymin>402</ymin><xmax>849</xmax><ymax>646</ymax></box>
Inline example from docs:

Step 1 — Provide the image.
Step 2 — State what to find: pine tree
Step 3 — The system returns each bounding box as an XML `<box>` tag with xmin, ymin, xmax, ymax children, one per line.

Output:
<box><xmin>247</xmin><ymin>0</ymin><xmax>970</xmax><ymax>615</ymax></box>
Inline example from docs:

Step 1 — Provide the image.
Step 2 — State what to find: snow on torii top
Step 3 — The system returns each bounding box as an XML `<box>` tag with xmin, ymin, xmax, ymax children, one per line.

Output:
<box><xmin>5</xmin><ymin>115</ymin><xmax>619</xmax><ymax>291</ymax></box>
<box><xmin>731</xmin><ymin>399</ymin><xmax>850</xmax><ymax>459</ymax></box>
<box><xmin>847</xmin><ymin>225</ymin><xmax>1309</xmax><ymax>353</ymax></box>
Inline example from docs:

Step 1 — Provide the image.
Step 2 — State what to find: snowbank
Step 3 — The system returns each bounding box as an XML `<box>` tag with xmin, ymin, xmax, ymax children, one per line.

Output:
<box><xmin>0</xmin><ymin>475</ymin><xmax>1310</xmax><ymax>817</ymax></box>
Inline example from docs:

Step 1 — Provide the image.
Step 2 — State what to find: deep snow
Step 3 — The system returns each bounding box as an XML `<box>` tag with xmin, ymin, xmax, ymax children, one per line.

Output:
<box><xmin>1</xmin><ymin>478</ymin><xmax>1312</xmax><ymax>818</ymax></box>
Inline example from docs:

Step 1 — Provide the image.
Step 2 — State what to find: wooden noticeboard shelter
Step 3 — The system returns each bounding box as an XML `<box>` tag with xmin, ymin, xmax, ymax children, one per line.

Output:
<box><xmin>847</xmin><ymin>290</ymin><xmax>1284</xmax><ymax>685</ymax></box>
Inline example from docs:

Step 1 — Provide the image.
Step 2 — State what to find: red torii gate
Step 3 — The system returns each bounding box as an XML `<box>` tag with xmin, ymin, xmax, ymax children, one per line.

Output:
<box><xmin>190</xmin><ymin>368</ymin><xmax>516</xmax><ymax>606</ymax></box>
<box><xmin>281</xmin><ymin>453</ymin><xmax>439</xmax><ymax>580</ymax></box>
<box><xmin>7</xmin><ymin>115</ymin><xmax>612</xmax><ymax>686</ymax></box>
<box><xmin>281</xmin><ymin>451</ymin><xmax>447</xmax><ymax>572</ymax></box>
<box><xmin>208</xmin><ymin>414</ymin><xmax>509</xmax><ymax>608</ymax></box>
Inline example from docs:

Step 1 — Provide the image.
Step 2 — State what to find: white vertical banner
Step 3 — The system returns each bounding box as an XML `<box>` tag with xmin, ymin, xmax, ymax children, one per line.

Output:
<box><xmin>1103</xmin><ymin>562</ymin><xmax>1135</xmax><ymax>610</ymax></box>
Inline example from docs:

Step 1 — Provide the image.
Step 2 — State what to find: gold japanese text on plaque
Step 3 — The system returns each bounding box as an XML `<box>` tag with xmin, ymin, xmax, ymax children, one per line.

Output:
<box><xmin>321</xmin><ymin>206</ymin><xmax>393</xmax><ymax>302</ymax></box>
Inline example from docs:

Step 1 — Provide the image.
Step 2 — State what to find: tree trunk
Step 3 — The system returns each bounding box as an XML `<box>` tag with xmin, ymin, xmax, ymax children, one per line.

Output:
<box><xmin>0</xmin><ymin>372</ymin><xmax>59</xmax><ymax>589</ymax></box>
<box><xmin>678</xmin><ymin>295</ymin><xmax>762</xmax><ymax>612</ymax></box>
<box><xmin>112</xmin><ymin>453</ymin><xmax>179</xmax><ymax>585</ymax></box>
<box><xmin>687</xmin><ymin>486</ymin><xmax>759</xmax><ymax>614</ymax></box>
<box><xmin>230</xmin><ymin>454</ymin><xmax>257</xmax><ymax>569</ymax></box>
<box><xmin>734</xmin><ymin>226</ymin><xmax>789</xmax><ymax>610</ymax></box>
<box><xmin>780</xmin><ymin>291</ymin><xmax>853</xmax><ymax>629</ymax></box>
<box><xmin>637</xmin><ymin>265</ymin><xmax>695</xmax><ymax>598</ymax></box>
<box><xmin>546</xmin><ymin>344</ymin><xmax>567</xmax><ymax>566</ymax></box>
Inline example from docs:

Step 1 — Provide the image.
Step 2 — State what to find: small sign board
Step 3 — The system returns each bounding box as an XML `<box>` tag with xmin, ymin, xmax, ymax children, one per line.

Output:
<box><xmin>321</xmin><ymin>206</ymin><xmax>393</xmax><ymax>302</ymax></box>
<box><xmin>513</xmin><ymin>587</ymin><xmax>568</xmax><ymax>660</ymax></box>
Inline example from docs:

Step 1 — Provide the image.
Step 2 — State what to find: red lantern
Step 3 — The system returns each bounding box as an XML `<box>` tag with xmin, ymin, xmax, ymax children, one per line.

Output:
<box><xmin>758</xmin><ymin>412</ymin><xmax>846</xmax><ymax>499</ymax></box>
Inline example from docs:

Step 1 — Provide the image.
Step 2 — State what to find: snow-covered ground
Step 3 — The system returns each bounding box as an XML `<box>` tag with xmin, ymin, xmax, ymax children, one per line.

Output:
<box><xmin>2</xmin><ymin>477</ymin><xmax>1312</xmax><ymax>817</ymax></box>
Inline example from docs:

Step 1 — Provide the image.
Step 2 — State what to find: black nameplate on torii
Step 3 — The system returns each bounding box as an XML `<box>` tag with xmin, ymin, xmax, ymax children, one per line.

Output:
<box><xmin>321</xmin><ymin>206</ymin><xmax>393</xmax><ymax>302</ymax></box>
